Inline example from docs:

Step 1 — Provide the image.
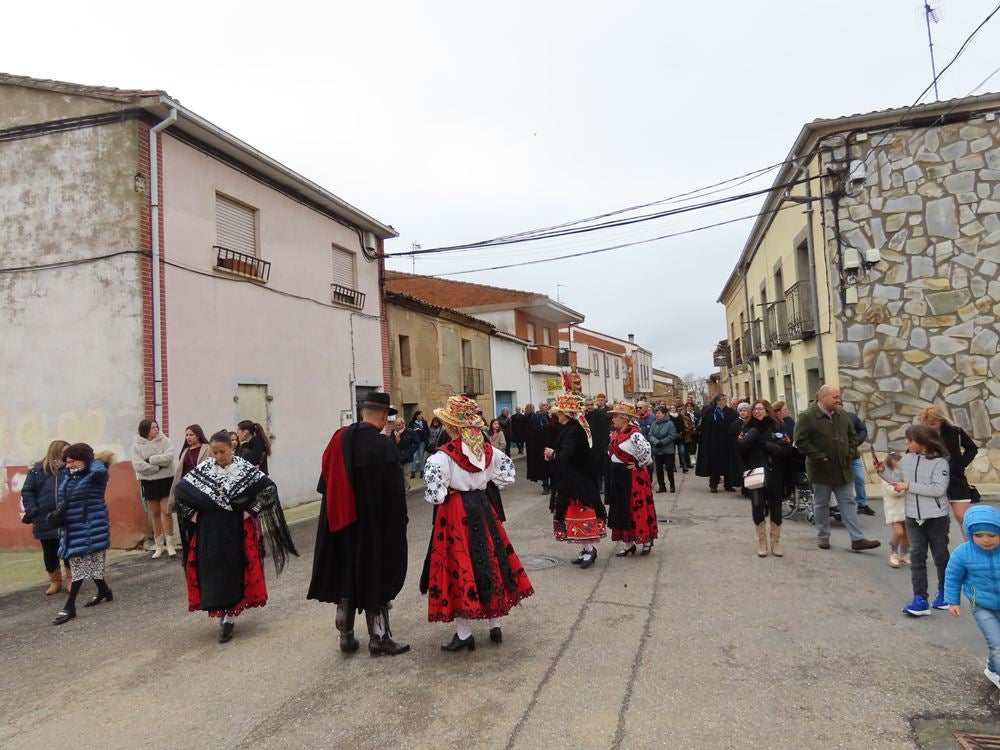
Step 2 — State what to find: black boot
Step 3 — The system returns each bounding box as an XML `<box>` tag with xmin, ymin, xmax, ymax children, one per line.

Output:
<box><xmin>336</xmin><ymin>601</ymin><xmax>360</xmax><ymax>654</ymax></box>
<box><xmin>366</xmin><ymin>607</ymin><xmax>410</xmax><ymax>657</ymax></box>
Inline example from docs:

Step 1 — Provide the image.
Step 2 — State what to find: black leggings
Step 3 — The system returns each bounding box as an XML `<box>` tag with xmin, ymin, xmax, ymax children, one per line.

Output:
<box><xmin>750</xmin><ymin>489</ymin><xmax>783</xmax><ymax>525</ymax></box>
<box><xmin>40</xmin><ymin>538</ymin><xmax>61</xmax><ymax>573</ymax></box>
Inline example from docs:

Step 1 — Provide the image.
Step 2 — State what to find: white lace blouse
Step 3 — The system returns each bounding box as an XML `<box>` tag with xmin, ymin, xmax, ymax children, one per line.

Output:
<box><xmin>609</xmin><ymin>430</ymin><xmax>652</xmax><ymax>467</ymax></box>
<box><xmin>423</xmin><ymin>444</ymin><xmax>516</xmax><ymax>505</ymax></box>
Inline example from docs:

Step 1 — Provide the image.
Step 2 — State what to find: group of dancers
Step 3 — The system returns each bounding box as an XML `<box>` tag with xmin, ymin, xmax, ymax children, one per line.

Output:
<box><xmin>179</xmin><ymin>389</ymin><xmax>658</xmax><ymax>652</ymax></box>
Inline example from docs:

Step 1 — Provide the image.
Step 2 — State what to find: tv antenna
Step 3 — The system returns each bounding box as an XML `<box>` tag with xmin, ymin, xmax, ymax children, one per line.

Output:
<box><xmin>411</xmin><ymin>242</ymin><xmax>421</xmax><ymax>273</ymax></box>
<box><xmin>923</xmin><ymin>2</ymin><xmax>942</xmax><ymax>100</ymax></box>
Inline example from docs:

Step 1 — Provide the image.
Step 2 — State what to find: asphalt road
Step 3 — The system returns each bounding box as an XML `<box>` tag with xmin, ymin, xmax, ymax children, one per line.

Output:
<box><xmin>1</xmin><ymin>471</ymin><xmax>998</xmax><ymax>749</ymax></box>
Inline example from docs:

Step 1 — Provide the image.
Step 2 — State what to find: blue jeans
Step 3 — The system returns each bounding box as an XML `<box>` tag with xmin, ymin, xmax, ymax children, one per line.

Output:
<box><xmin>852</xmin><ymin>457</ymin><xmax>869</xmax><ymax>508</ymax></box>
<box><xmin>812</xmin><ymin>482</ymin><xmax>865</xmax><ymax>541</ymax></box>
<box><xmin>414</xmin><ymin>442</ymin><xmax>427</xmax><ymax>474</ymax></box>
<box><xmin>972</xmin><ymin>606</ymin><xmax>1000</xmax><ymax>674</ymax></box>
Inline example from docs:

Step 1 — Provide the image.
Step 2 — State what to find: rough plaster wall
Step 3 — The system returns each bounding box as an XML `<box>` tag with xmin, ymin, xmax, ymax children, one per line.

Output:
<box><xmin>0</xmin><ymin>96</ymin><xmax>144</xmax><ymax>466</ymax></box>
<box><xmin>0</xmin><ymin>84</ymin><xmax>134</xmax><ymax>130</ymax></box>
<box><xmin>832</xmin><ymin>118</ymin><xmax>1000</xmax><ymax>482</ymax></box>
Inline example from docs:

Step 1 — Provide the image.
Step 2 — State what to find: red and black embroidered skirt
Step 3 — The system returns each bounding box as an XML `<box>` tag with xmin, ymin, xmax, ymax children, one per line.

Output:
<box><xmin>607</xmin><ymin>464</ymin><xmax>659</xmax><ymax>544</ymax></box>
<box><xmin>187</xmin><ymin>517</ymin><xmax>268</xmax><ymax>617</ymax></box>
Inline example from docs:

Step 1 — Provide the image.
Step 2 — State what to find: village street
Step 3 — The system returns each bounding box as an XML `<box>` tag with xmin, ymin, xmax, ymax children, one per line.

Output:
<box><xmin>2</xmin><ymin>468</ymin><xmax>998</xmax><ymax>750</ymax></box>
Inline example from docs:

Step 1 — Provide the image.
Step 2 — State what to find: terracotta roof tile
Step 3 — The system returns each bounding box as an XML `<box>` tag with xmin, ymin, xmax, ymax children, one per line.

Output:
<box><xmin>385</xmin><ymin>271</ymin><xmax>539</xmax><ymax>309</ymax></box>
<box><xmin>385</xmin><ymin>290</ymin><xmax>495</xmax><ymax>331</ymax></box>
<box><xmin>0</xmin><ymin>72</ymin><xmax>166</xmax><ymax>103</ymax></box>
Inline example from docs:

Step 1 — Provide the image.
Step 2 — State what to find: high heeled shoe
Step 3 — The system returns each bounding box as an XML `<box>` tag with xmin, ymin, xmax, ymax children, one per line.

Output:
<box><xmin>489</xmin><ymin>627</ymin><xmax>503</xmax><ymax>644</ymax></box>
<box><xmin>640</xmin><ymin>542</ymin><xmax>653</xmax><ymax>556</ymax></box>
<box><xmin>615</xmin><ymin>544</ymin><xmax>637</xmax><ymax>557</ymax></box>
<box><xmin>83</xmin><ymin>590</ymin><xmax>114</xmax><ymax>608</ymax></box>
<box><xmin>579</xmin><ymin>548</ymin><xmax>598</xmax><ymax>569</ymax></box>
<box><xmin>571</xmin><ymin>549</ymin><xmax>587</xmax><ymax>565</ymax></box>
<box><xmin>441</xmin><ymin>633</ymin><xmax>476</xmax><ymax>652</ymax></box>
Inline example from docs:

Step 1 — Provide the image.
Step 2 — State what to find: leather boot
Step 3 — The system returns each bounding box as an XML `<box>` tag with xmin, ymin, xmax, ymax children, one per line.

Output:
<box><xmin>45</xmin><ymin>570</ymin><xmax>62</xmax><ymax>596</ymax></box>
<box><xmin>770</xmin><ymin>523</ymin><xmax>783</xmax><ymax>558</ymax></box>
<box><xmin>163</xmin><ymin>534</ymin><xmax>177</xmax><ymax>558</ymax></box>
<box><xmin>755</xmin><ymin>523</ymin><xmax>769</xmax><ymax>557</ymax></box>
<box><xmin>366</xmin><ymin>607</ymin><xmax>410</xmax><ymax>657</ymax></box>
<box><xmin>335</xmin><ymin>601</ymin><xmax>359</xmax><ymax>653</ymax></box>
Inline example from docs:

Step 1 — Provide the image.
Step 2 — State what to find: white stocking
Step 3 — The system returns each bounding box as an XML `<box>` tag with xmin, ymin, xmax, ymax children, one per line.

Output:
<box><xmin>488</xmin><ymin>617</ymin><xmax>501</xmax><ymax>629</ymax></box>
<box><xmin>455</xmin><ymin>617</ymin><xmax>472</xmax><ymax>640</ymax></box>
<box><xmin>222</xmin><ymin>614</ymin><xmax>236</xmax><ymax>625</ymax></box>
<box><xmin>583</xmin><ymin>543</ymin><xmax>595</xmax><ymax>553</ymax></box>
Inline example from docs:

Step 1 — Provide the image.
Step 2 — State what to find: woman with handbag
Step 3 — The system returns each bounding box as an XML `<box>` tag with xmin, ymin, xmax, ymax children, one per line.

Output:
<box><xmin>52</xmin><ymin>444</ymin><xmax>115</xmax><ymax>625</ymax></box>
<box><xmin>737</xmin><ymin>400</ymin><xmax>795</xmax><ymax>558</ymax></box>
<box><xmin>20</xmin><ymin>440</ymin><xmax>70</xmax><ymax>595</ymax></box>
<box><xmin>919</xmin><ymin>406</ymin><xmax>979</xmax><ymax>534</ymax></box>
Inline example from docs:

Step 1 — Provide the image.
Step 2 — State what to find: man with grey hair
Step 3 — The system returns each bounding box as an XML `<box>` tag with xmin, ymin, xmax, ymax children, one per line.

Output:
<box><xmin>793</xmin><ymin>385</ymin><xmax>880</xmax><ymax>552</ymax></box>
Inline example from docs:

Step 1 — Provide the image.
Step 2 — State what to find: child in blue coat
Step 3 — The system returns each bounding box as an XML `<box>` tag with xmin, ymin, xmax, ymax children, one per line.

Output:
<box><xmin>944</xmin><ymin>504</ymin><xmax>1000</xmax><ymax>690</ymax></box>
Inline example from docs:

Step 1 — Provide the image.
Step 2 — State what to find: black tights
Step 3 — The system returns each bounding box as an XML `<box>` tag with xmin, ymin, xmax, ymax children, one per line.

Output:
<box><xmin>40</xmin><ymin>538</ymin><xmax>61</xmax><ymax>573</ymax></box>
<box><xmin>750</xmin><ymin>489</ymin><xmax>783</xmax><ymax>525</ymax></box>
<box><xmin>64</xmin><ymin>577</ymin><xmax>110</xmax><ymax>612</ymax></box>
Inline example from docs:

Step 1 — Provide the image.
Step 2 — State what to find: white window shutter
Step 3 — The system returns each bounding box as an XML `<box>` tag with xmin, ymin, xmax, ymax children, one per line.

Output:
<box><xmin>216</xmin><ymin>195</ymin><xmax>257</xmax><ymax>256</ymax></box>
<box><xmin>332</xmin><ymin>246</ymin><xmax>356</xmax><ymax>288</ymax></box>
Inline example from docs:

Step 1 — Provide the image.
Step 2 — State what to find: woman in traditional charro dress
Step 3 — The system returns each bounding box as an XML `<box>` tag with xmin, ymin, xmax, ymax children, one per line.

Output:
<box><xmin>606</xmin><ymin>401</ymin><xmax>658</xmax><ymax>557</ymax></box>
<box><xmin>420</xmin><ymin>396</ymin><xmax>534</xmax><ymax>652</ymax></box>
<box><xmin>545</xmin><ymin>392</ymin><xmax>606</xmax><ymax>569</ymax></box>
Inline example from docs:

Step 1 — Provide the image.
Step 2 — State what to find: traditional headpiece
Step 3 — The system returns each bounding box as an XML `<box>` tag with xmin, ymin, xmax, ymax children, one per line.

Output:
<box><xmin>607</xmin><ymin>401</ymin><xmax>637</xmax><ymax>420</ymax></box>
<box><xmin>550</xmin><ymin>393</ymin><xmax>592</xmax><ymax>446</ymax></box>
<box><xmin>434</xmin><ymin>395</ymin><xmax>487</xmax><ymax>461</ymax></box>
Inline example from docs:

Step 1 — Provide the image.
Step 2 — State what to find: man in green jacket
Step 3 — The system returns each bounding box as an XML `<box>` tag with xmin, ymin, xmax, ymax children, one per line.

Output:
<box><xmin>794</xmin><ymin>384</ymin><xmax>881</xmax><ymax>552</ymax></box>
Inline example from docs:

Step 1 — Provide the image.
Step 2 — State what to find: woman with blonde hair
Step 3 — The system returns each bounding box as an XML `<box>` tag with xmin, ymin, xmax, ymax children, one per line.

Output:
<box><xmin>20</xmin><ymin>440</ymin><xmax>71</xmax><ymax>594</ymax></box>
<box><xmin>918</xmin><ymin>406</ymin><xmax>979</xmax><ymax>531</ymax></box>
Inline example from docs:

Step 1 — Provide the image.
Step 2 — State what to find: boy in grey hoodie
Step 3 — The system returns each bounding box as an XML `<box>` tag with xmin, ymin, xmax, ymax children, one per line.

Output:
<box><xmin>876</xmin><ymin>425</ymin><xmax>950</xmax><ymax>617</ymax></box>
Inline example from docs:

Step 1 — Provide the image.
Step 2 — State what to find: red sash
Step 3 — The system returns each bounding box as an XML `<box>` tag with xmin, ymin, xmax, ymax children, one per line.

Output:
<box><xmin>608</xmin><ymin>425</ymin><xmax>639</xmax><ymax>464</ymax></box>
<box><xmin>441</xmin><ymin>438</ymin><xmax>493</xmax><ymax>473</ymax></box>
<box><xmin>321</xmin><ymin>425</ymin><xmax>357</xmax><ymax>532</ymax></box>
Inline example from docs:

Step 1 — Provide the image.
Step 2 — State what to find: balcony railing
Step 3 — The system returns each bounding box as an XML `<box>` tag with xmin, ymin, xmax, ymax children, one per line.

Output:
<box><xmin>331</xmin><ymin>283</ymin><xmax>366</xmax><ymax>309</ymax></box>
<box><xmin>215</xmin><ymin>246</ymin><xmax>270</xmax><ymax>282</ymax></box>
<box><xmin>713</xmin><ymin>341</ymin><xmax>732</xmax><ymax>368</ymax></box>
<box><xmin>764</xmin><ymin>301</ymin><xmax>790</xmax><ymax>349</ymax></box>
<box><xmin>742</xmin><ymin>324</ymin><xmax>758</xmax><ymax>361</ymax></box>
<box><xmin>462</xmin><ymin>366</ymin><xmax>485</xmax><ymax>396</ymax></box>
<box><xmin>731</xmin><ymin>337</ymin><xmax>743</xmax><ymax>366</ymax></box>
<box><xmin>528</xmin><ymin>345</ymin><xmax>577</xmax><ymax>368</ymax></box>
<box><xmin>785</xmin><ymin>281</ymin><xmax>817</xmax><ymax>339</ymax></box>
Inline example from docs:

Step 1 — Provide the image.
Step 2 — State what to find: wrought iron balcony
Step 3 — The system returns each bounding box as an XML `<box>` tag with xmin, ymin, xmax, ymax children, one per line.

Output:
<box><xmin>462</xmin><ymin>366</ymin><xmax>485</xmax><ymax>396</ymax></box>
<box><xmin>785</xmin><ymin>281</ymin><xmax>817</xmax><ymax>339</ymax></box>
<box><xmin>731</xmin><ymin>337</ymin><xmax>743</xmax><ymax>366</ymax></box>
<box><xmin>713</xmin><ymin>341</ymin><xmax>732</xmax><ymax>368</ymax></box>
<box><xmin>765</xmin><ymin>301</ymin><xmax>790</xmax><ymax>349</ymax></box>
<box><xmin>215</xmin><ymin>246</ymin><xmax>270</xmax><ymax>282</ymax></box>
<box><xmin>742</xmin><ymin>323</ymin><xmax>759</xmax><ymax>360</ymax></box>
<box><xmin>331</xmin><ymin>283</ymin><xmax>366</xmax><ymax>309</ymax></box>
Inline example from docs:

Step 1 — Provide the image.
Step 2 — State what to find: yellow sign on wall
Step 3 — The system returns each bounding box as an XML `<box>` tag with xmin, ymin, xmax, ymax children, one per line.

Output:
<box><xmin>545</xmin><ymin>377</ymin><xmax>563</xmax><ymax>395</ymax></box>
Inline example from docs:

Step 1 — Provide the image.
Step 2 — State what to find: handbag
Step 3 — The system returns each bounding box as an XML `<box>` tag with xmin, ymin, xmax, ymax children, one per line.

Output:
<box><xmin>743</xmin><ymin>466</ymin><xmax>766</xmax><ymax>491</ymax></box>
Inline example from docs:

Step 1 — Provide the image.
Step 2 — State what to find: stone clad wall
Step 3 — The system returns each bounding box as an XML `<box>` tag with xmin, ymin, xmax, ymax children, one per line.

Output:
<box><xmin>831</xmin><ymin>116</ymin><xmax>1000</xmax><ymax>483</ymax></box>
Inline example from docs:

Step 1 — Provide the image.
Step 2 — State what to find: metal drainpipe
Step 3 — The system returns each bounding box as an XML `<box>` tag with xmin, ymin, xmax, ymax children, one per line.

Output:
<box><xmin>801</xmin><ymin>158</ymin><xmax>825</xmax><ymax>382</ymax></box>
<box><xmin>149</xmin><ymin>108</ymin><xmax>178</xmax><ymax>425</ymax></box>
<box><xmin>741</xmin><ymin>267</ymin><xmax>755</xmax><ymax>400</ymax></box>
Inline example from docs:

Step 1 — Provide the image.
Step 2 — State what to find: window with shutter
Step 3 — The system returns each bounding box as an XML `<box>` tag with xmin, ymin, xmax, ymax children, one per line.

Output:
<box><xmin>331</xmin><ymin>245</ymin><xmax>363</xmax><ymax>308</ymax></box>
<box><xmin>216</xmin><ymin>195</ymin><xmax>257</xmax><ymax>256</ymax></box>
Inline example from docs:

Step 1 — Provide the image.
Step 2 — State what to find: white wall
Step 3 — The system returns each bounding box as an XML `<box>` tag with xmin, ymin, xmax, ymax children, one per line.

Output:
<box><xmin>490</xmin><ymin>336</ymin><xmax>531</xmax><ymax>410</ymax></box>
<box><xmin>473</xmin><ymin>309</ymin><xmax>516</xmax><ymax>334</ymax></box>
<box><xmin>162</xmin><ymin>134</ymin><xmax>384</xmax><ymax>503</ymax></box>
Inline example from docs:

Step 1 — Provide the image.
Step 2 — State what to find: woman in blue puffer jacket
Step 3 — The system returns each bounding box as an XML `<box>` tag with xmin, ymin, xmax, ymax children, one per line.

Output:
<box><xmin>944</xmin><ymin>504</ymin><xmax>1000</xmax><ymax>689</ymax></box>
<box><xmin>20</xmin><ymin>439</ymin><xmax>70</xmax><ymax>595</ymax></box>
<box><xmin>53</xmin><ymin>443</ymin><xmax>115</xmax><ymax>625</ymax></box>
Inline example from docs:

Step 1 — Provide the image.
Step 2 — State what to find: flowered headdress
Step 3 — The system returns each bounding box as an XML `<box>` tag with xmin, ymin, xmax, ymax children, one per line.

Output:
<box><xmin>550</xmin><ymin>392</ymin><xmax>593</xmax><ymax>447</ymax></box>
<box><xmin>434</xmin><ymin>395</ymin><xmax>487</xmax><ymax>461</ymax></box>
<box><xmin>607</xmin><ymin>400</ymin><xmax>638</xmax><ymax>420</ymax></box>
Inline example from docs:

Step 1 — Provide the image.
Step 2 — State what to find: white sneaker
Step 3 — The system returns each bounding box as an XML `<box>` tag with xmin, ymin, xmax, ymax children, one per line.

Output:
<box><xmin>889</xmin><ymin>553</ymin><xmax>901</xmax><ymax>568</ymax></box>
<box><xmin>985</xmin><ymin>667</ymin><xmax>1000</xmax><ymax>690</ymax></box>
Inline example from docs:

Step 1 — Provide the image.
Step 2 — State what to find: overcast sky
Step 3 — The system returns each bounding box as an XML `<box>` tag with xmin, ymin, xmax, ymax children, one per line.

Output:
<box><xmin>4</xmin><ymin>1</ymin><xmax>1000</xmax><ymax>376</ymax></box>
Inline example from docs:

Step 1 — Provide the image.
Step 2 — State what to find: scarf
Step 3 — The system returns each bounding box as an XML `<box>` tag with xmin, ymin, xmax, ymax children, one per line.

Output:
<box><xmin>442</xmin><ymin>438</ymin><xmax>494</xmax><ymax>472</ymax></box>
<box><xmin>713</xmin><ymin>407</ymin><xmax>724</xmax><ymax>421</ymax></box>
<box><xmin>567</xmin><ymin>412</ymin><xmax>593</xmax><ymax>447</ymax></box>
<box><xmin>182</xmin><ymin>456</ymin><xmax>262</xmax><ymax>510</ymax></box>
<box><xmin>321</xmin><ymin>424</ymin><xmax>358</xmax><ymax>532</ymax></box>
<box><xmin>460</xmin><ymin>426</ymin><xmax>486</xmax><ymax>464</ymax></box>
<box><xmin>609</xmin><ymin>423</ymin><xmax>639</xmax><ymax>463</ymax></box>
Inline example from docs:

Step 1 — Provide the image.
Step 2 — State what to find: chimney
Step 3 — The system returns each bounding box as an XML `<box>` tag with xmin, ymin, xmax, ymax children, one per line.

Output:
<box><xmin>628</xmin><ymin>333</ymin><xmax>635</xmax><ymax>343</ymax></box>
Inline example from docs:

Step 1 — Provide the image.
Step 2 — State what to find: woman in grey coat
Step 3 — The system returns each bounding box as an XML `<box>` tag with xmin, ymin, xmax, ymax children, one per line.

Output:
<box><xmin>648</xmin><ymin>407</ymin><xmax>679</xmax><ymax>493</ymax></box>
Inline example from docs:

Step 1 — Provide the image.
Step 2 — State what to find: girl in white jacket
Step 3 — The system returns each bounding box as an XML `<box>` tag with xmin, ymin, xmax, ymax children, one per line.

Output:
<box><xmin>130</xmin><ymin>419</ymin><xmax>176</xmax><ymax>558</ymax></box>
<box><xmin>875</xmin><ymin>425</ymin><xmax>951</xmax><ymax>617</ymax></box>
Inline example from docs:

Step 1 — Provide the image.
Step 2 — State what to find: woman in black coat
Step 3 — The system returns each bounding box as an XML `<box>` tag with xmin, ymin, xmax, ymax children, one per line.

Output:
<box><xmin>695</xmin><ymin>394</ymin><xmax>738</xmax><ymax>492</ymax></box>
<box><xmin>919</xmin><ymin>406</ymin><xmax>979</xmax><ymax>532</ymax></box>
<box><xmin>524</xmin><ymin>403</ymin><xmax>549</xmax><ymax>492</ymax></box>
<box><xmin>20</xmin><ymin>440</ymin><xmax>70</xmax><ymax>595</ymax></box>
<box><xmin>737</xmin><ymin>401</ymin><xmax>795</xmax><ymax>558</ymax></box>
<box><xmin>729</xmin><ymin>402</ymin><xmax>751</xmax><ymax>493</ymax></box>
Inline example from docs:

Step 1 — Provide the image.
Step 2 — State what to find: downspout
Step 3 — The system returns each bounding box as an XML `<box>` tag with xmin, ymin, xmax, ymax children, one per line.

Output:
<box><xmin>149</xmin><ymin>107</ymin><xmax>178</xmax><ymax>425</ymax></box>
<box><xmin>741</xmin><ymin>268</ymin><xmax>755</xmax><ymax>401</ymax></box>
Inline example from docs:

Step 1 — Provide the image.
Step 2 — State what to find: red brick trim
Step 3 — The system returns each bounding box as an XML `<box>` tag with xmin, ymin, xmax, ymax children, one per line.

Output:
<box><xmin>137</xmin><ymin>122</ymin><xmax>170</xmax><ymax>433</ymax></box>
<box><xmin>378</xmin><ymin>243</ymin><xmax>392</xmax><ymax>395</ymax></box>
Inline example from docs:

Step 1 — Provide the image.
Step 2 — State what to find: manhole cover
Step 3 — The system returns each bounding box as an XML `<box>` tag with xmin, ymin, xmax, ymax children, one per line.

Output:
<box><xmin>521</xmin><ymin>555</ymin><xmax>560</xmax><ymax>571</ymax></box>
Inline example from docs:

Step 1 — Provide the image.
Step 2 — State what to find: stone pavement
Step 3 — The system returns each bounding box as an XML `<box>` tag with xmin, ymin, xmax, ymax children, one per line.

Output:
<box><xmin>1</xmin><ymin>471</ymin><xmax>999</xmax><ymax>749</ymax></box>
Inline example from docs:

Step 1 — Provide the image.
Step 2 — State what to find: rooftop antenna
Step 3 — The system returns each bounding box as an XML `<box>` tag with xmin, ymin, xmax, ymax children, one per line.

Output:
<box><xmin>556</xmin><ymin>283</ymin><xmax>566</xmax><ymax>302</ymax></box>
<box><xmin>923</xmin><ymin>2</ymin><xmax>942</xmax><ymax>101</ymax></box>
<box><xmin>411</xmin><ymin>241</ymin><xmax>420</xmax><ymax>274</ymax></box>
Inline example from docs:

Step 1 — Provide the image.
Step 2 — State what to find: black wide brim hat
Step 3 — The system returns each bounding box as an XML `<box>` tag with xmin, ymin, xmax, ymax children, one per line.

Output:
<box><xmin>362</xmin><ymin>392</ymin><xmax>397</xmax><ymax>416</ymax></box>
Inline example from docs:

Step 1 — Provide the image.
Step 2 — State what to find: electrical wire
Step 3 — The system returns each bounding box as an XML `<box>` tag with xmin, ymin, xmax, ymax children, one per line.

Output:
<box><xmin>389</xmin><ymin>174</ymin><xmax>817</xmax><ymax>257</ymax></box>
<box><xmin>432</xmin><ymin>201</ymin><xmax>803</xmax><ymax>277</ymax></box>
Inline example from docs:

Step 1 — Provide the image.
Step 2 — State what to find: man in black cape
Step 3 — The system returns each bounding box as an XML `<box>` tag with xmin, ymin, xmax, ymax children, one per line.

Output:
<box><xmin>585</xmin><ymin>395</ymin><xmax>611</xmax><ymax>493</ymax></box>
<box><xmin>695</xmin><ymin>393</ymin><xmax>738</xmax><ymax>493</ymax></box>
<box><xmin>307</xmin><ymin>393</ymin><xmax>410</xmax><ymax>656</ymax></box>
